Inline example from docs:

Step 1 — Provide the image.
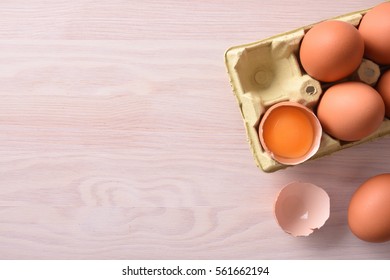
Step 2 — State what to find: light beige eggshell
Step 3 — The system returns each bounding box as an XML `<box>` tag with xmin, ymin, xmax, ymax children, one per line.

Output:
<box><xmin>258</xmin><ymin>101</ymin><xmax>322</xmax><ymax>165</ymax></box>
<box><xmin>274</xmin><ymin>182</ymin><xmax>330</xmax><ymax>237</ymax></box>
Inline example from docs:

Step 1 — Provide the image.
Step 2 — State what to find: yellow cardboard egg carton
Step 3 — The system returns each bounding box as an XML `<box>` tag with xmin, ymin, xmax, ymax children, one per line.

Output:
<box><xmin>225</xmin><ymin>6</ymin><xmax>390</xmax><ymax>172</ymax></box>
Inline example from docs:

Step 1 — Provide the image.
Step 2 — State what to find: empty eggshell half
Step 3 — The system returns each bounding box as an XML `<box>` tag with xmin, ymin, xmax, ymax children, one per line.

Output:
<box><xmin>274</xmin><ymin>182</ymin><xmax>330</xmax><ymax>237</ymax></box>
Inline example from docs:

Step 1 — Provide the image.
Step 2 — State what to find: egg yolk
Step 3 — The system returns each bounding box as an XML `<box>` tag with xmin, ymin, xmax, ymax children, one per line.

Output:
<box><xmin>262</xmin><ymin>106</ymin><xmax>315</xmax><ymax>159</ymax></box>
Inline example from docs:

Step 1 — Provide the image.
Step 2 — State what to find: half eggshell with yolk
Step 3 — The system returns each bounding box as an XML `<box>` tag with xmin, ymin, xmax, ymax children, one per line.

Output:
<box><xmin>259</xmin><ymin>101</ymin><xmax>322</xmax><ymax>165</ymax></box>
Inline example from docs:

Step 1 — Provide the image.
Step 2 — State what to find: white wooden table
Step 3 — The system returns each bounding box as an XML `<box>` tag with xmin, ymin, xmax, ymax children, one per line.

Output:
<box><xmin>0</xmin><ymin>0</ymin><xmax>389</xmax><ymax>259</ymax></box>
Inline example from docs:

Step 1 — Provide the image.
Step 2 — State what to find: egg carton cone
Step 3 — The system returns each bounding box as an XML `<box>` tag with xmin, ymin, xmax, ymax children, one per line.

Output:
<box><xmin>225</xmin><ymin>5</ymin><xmax>390</xmax><ymax>172</ymax></box>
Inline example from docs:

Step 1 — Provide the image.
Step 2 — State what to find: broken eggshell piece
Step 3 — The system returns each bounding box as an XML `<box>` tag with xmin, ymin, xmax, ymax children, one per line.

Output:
<box><xmin>274</xmin><ymin>182</ymin><xmax>330</xmax><ymax>237</ymax></box>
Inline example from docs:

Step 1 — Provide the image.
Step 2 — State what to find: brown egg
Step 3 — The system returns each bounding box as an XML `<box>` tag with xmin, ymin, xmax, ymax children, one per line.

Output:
<box><xmin>376</xmin><ymin>70</ymin><xmax>390</xmax><ymax>118</ymax></box>
<box><xmin>348</xmin><ymin>173</ymin><xmax>390</xmax><ymax>243</ymax></box>
<box><xmin>300</xmin><ymin>20</ymin><xmax>364</xmax><ymax>82</ymax></box>
<box><xmin>317</xmin><ymin>81</ymin><xmax>385</xmax><ymax>141</ymax></box>
<box><xmin>359</xmin><ymin>2</ymin><xmax>390</xmax><ymax>65</ymax></box>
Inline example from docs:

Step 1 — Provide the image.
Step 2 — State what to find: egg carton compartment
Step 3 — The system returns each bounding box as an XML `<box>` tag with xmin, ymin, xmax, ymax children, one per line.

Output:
<box><xmin>225</xmin><ymin>7</ymin><xmax>390</xmax><ymax>172</ymax></box>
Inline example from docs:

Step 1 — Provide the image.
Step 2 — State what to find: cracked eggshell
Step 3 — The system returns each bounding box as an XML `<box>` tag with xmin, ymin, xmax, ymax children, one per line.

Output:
<box><xmin>274</xmin><ymin>182</ymin><xmax>330</xmax><ymax>237</ymax></box>
<box><xmin>258</xmin><ymin>101</ymin><xmax>322</xmax><ymax>165</ymax></box>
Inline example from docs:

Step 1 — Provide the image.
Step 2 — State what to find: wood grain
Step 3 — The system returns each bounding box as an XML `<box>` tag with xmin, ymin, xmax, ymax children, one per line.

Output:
<box><xmin>0</xmin><ymin>0</ymin><xmax>390</xmax><ymax>259</ymax></box>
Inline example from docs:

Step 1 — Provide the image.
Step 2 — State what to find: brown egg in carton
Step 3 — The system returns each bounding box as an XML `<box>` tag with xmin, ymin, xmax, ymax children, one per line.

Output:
<box><xmin>225</xmin><ymin>7</ymin><xmax>390</xmax><ymax>173</ymax></box>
